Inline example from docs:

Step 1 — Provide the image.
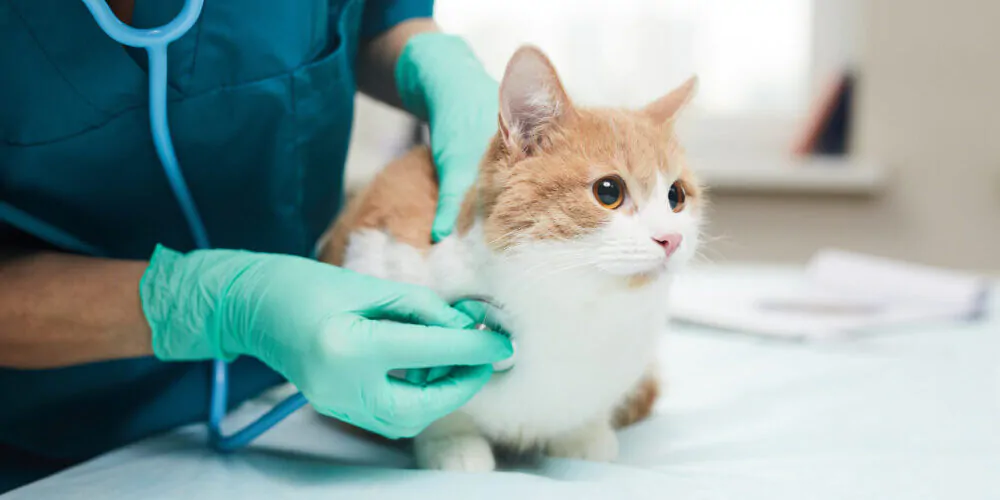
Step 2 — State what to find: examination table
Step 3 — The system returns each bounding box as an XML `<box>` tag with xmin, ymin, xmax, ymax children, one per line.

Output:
<box><xmin>6</xmin><ymin>265</ymin><xmax>998</xmax><ymax>499</ymax></box>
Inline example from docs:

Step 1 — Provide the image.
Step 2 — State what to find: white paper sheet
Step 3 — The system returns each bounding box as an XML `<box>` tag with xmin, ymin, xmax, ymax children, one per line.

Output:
<box><xmin>669</xmin><ymin>250</ymin><xmax>991</xmax><ymax>340</ymax></box>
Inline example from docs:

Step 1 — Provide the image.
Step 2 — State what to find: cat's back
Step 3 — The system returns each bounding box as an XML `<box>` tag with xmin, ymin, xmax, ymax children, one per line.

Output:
<box><xmin>318</xmin><ymin>146</ymin><xmax>438</xmax><ymax>267</ymax></box>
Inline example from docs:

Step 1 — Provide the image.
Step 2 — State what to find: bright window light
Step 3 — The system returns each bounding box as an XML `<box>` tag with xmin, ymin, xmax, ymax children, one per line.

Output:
<box><xmin>436</xmin><ymin>0</ymin><xmax>812</xmax><ymax>115</ymax></box>
<box><xmin>436</xmin><ymin>0</ymin><xmax>818</xmax><ymax>156</ymax></box>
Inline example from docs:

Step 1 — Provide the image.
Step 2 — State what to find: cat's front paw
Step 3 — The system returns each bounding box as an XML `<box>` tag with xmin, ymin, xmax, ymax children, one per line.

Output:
<box><xmin>546</xmin><ymin>421</ymin><xmax>619</xmax><ymax>462</ymax></box>
<box><xmin>415</xmin><ymin>434</ymin><xmax>496</xmax><ymax>472</ymax></box>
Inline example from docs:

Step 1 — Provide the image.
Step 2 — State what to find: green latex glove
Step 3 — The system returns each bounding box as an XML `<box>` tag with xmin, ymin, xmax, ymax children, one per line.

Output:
<box><xmin>140</xmin><ymin>245</ymin><xmax>512</xmax><ymax>439</ymax></box>
<box><xmin>396</xmin><ymin>33</ymin><xmax>499</xmax><ymax>241</ymax></box>
<box><xmin>405</xmin><ymin>299</ymin><xmax>510</xmax><ymax>385</ymax></box>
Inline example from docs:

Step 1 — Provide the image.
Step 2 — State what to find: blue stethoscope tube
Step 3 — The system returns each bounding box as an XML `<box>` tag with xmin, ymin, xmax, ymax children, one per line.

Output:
<box><xmin>80</xmin><ymin>0</ymin><xmax>307</xmax><ymax>452</ymax></box>
<box><xmin>81</xmin><ymin>1</ymin><xmax>512</xmax><ymax>453</ymax></box>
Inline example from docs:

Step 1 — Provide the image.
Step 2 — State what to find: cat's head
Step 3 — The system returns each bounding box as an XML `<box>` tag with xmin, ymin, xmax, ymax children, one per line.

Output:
<box><xmin>476</xmin><ymin>46</ymin><xmax>705</xmax><ymax>283</ymax></box>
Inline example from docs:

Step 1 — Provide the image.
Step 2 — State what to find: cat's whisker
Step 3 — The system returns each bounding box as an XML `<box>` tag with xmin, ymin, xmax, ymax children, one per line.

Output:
<box><xmin>689</xmin><ymin>233</ymin><xmax>730</xmax><ymax>265</ymax></box>
<box><xmin>508</xmin><ymin>257</ymin><xmax>595</xmax><ymax>286</ymax></box>
<box><xmin>515</xmin><ymin>256</ymin><xmax>597</xmax><ymax>282</ymax></box>
<box><xmin>695</xmin><ymin>246</ymin><xmax>724</xmax><ymax>263</ymax></box>
<box><xmin>486</xmin><ymin>228</ymin><xmax>527</xmax><ymax>248</ymax></box>
<box><xmin>699</xmin><ymin>232</ymin><xmax>729</xmax><ymax>244</ymax></box>
<box><xmin>516</xmin><ymin>249</ymin><xmax>600</xmax><ymax>276</ymax></box>
<box><xmin>509</xmin><ymin>257</ymin><xmax>603</xmax><ymax>293</ymax></box>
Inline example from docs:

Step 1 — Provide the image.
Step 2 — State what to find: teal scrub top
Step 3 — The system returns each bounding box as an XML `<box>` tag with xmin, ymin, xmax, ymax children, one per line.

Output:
<box><xmin>0</xmin><ymin>0</ymin><xmax>431</xmax><ymax>492</ymax></box>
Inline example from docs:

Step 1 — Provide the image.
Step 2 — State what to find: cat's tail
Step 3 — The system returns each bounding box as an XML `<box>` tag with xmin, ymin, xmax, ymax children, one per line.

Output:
<box><xmin>612</xmin><ymin>368</ymin><xmax>660</xmax><ymax>428</ymax></box>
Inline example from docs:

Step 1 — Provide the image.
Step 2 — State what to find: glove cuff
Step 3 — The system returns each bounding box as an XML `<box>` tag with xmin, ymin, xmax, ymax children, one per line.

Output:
<box><xmin>395</xmin><ymin>33</ymin><xmax>496</xmax><ymax>121</ymax></box>
<box><xmin>140</xmin><ymin>244</ymin><xmax>239</xmax><ymax>362</ymax></box>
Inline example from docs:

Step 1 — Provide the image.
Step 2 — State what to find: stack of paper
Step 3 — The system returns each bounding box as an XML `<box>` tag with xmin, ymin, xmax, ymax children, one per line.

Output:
<box><xmin>668</xmin><ymin>249</ymin><xmax>992</xmax><ymax>340</ymax></box>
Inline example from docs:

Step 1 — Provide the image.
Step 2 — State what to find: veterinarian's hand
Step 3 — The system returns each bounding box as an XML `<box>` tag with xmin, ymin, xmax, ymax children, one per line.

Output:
<box><xmin>140</xmin><ymin>245</ymin><xmax>512</xmax><ymax>439</ymax></box>
<box><xmin>405</xmin><ymin>298</ymin><xmax>512</xmax><ymax>385</ymax></box>
<box><xmin>396</xmin><ymin>33</ymin><xmax>498</xmax><ymax>241</ymax></box>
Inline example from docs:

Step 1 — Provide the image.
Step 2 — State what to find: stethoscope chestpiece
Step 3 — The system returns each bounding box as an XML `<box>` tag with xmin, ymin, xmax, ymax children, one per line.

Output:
<box><xmin>474</xmin><ymin>322</ymin><xmax>516</xmax><ymax>373</ymax></box>
<box><xmin>454</xmin><ymin>296</ymin><xmax>515</xmax><ymax>373</ymax></box>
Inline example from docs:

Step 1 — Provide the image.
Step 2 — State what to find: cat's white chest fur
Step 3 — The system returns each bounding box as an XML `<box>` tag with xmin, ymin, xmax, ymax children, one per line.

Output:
<box><xmin>462</xmin><ymin>239</ymin><xmax>664</xmax><ymax>441</ymax></box>
<box><xmin>460</xmin><ymin>274</ymin><xmax>662</xmax><ymax>442</ymax></box>
<box><xmin>344</xmin><ymin>224</ymin><xmax>667</xmax><ymax>451</ymax></box>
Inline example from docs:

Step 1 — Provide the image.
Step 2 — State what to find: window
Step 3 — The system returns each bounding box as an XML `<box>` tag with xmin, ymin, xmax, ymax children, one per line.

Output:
<box><xmin>435</xmin><ymin>0</ymin><xmax>860</xmax><ymax>161</ymax></box>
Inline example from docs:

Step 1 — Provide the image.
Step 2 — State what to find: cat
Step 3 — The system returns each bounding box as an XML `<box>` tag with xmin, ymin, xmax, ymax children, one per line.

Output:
<box><xmin>317</xmin><ymin>45</ymin><xmax>704</xmax><ymax>472</ymax></box>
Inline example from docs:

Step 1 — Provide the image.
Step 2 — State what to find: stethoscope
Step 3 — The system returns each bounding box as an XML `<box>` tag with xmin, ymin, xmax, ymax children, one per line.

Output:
<box><xmin>80</xmin><ymin>0</ymin><xmax>510</xmax><ymax>452</ymax></box>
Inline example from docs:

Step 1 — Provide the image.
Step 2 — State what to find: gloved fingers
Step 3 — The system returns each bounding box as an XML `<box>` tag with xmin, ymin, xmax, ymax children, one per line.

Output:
<box><xmin>313</xmin><ymin>403</ymin><xmax>423</xmax><ymax>440</ymax></box>
<box><xmin>350</xmin><ymin>416</ymin><xmax>423</xmax><ymax>440</ymax></box>
<box><xmin>450</xmin><ymin>299</ymin><xmax>507</xmax><ymax>335</ymax></box>
<box><xmin>431</xmin><ymin>161</ymin><xmax>479</xmax><ymax>242</ymax></box>
<box><xmin>404</xmin><ymin>368</ymin><xmax>431</xmax><ymax>385</ymax></box>
<box><xmin>426</xmin><ymin>366</ymin><xmax>454</xmax><ymax>383</ymax></box>
<box><xmin>372</xmin><ymin>322</ymin><xmax>513</xmax><ymax>369</ymax></box>
<box><xmin>384</xmin><ymin>364</ymin><xmax>494</xmax><ymax>426</ymax></box>
<box><xmin>431</xmin><ymin>191</ymin><xmax>464</xmax><ymax>242</ymax></box>
<box><xmin>365</xmin><ymin>286</ymin><xmax>473</xmax><ymax>329</ymax></box>
<box><xmin>435</xmin><ymin>152</ymin><xmax>481</xmax><ymax>187</ymax></box>
<box><xmin>401</xmin><ymin>367</ymin><xmax>452</xmax><ymax>385</ymax></box>
<box><xmin>362</xmin><ymin>417</ymin><xmax>424</xmax><ymax>440</ymax></box>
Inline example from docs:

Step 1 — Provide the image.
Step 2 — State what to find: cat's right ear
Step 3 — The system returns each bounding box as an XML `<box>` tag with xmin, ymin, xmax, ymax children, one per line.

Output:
<box><xmin>498</xmin><ymin>46</ymin><xmax>573</xmax><ymax>159</ymax></box>
<box><xmin>644</xmin><ymin>75</ymin><xmax>698</xmax><ymax>125</ymax></box>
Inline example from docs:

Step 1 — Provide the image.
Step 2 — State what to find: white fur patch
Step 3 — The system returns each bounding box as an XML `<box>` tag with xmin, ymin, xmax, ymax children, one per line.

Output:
<box><xmin>464</xmin><ymin>239</ymin><xmax>666</xmax><ymax>444</ymax></box>
<box><xmin>342</xmin><ymin>229</ymin><xmax>390</xmax><ymax>279</ymax></box>
<box><xmin>342</xmin><ymin>229</ymin><xmax>431</xmax><ymax>287</ymax></box>
<box><xmin>414</xmin><ymin>413</ymin><xmax>495</xmax><ymax>472</ymax></box>
<box><xmin>416</xmin><ymin>434</ymin><xmax>495</xmax><ymax>472</ymax></box>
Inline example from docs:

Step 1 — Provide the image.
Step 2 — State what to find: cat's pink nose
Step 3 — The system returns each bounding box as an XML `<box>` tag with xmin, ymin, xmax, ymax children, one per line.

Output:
<box><xmin>652</xmin><ymin>233</ymin><xmax>683</xmax><ymax>258</ymax></box>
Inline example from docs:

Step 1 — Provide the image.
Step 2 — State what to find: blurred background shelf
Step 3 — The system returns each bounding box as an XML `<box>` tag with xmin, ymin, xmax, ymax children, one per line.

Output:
<box><xmin>694</xmin><ymin>156</ymin><xmax>886</xmax><ymax>195</ymax></box>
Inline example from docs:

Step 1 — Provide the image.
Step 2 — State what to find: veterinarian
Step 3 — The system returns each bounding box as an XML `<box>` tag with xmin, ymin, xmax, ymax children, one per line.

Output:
<box><xmin>0</xmin><ymin>0</ymin><xmax>512</xmax><ymax>492</ymax></box>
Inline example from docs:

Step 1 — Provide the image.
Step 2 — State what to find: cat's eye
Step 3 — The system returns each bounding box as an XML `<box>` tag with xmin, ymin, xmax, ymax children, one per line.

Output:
<box><xmin>593</xmin><ymin>176</ymin><xmax>625</xmax><ymax>209</ymax></box>
<box><xmin>668</xmin><ymin>181</ymin><xmax>687</xmax><ymax>213</ymax></box>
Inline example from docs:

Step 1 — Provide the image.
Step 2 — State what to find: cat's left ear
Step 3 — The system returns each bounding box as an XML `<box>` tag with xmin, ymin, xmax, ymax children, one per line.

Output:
<box><xmin>498</xmin><ymin>46</ymin><xmax>574</xmax><ymax>159</ymax></box>
<box><xmin>644</xmin><ymin>75</ymin><xmax>698</xmax><ymax>125</ymax></box>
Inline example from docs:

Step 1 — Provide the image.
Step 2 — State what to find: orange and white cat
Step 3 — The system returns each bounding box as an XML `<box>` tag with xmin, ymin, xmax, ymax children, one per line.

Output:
<box><xmin>318</xmin><ymin>46</ymin><xmax>704</xmax><ymax>472</ymax></box>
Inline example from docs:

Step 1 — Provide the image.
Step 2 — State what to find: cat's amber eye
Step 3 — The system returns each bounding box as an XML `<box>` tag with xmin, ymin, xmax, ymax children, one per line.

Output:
<box><xmin>593</xmin><ymin>176</ymin><xmax>625</xmax><ymax>209</ymax></box>
<box><xmin>668</xmin><ymin>181</ymin><xmax>687</xmax><ymax>213</ymax></box>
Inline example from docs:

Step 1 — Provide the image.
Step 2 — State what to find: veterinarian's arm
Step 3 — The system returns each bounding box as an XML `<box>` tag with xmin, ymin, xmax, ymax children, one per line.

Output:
<box><xmin>357</xmin><ymin>15</ymin><xmax>499</xmax><ymax>241</ymax></box>
<box><xmin>0</xmin><ymin>244</ymin><xmax>511</xmax><ymax>437</ymax></box>
<box><xmin>356</xmin><ymin>18</ymin><xmax>439</xmax><ymax>108</ymax></box>
<box><xmin>0</xmin><ymin>249</ymin><xmax>153</xmax><ymax>368</ymax></box>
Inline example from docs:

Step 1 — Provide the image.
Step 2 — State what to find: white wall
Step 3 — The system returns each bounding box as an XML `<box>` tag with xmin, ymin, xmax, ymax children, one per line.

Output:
<box><xmin>703</xmin><ymin>0</ymin><xmax>1000</xmax><ymax>272</ymax></box>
